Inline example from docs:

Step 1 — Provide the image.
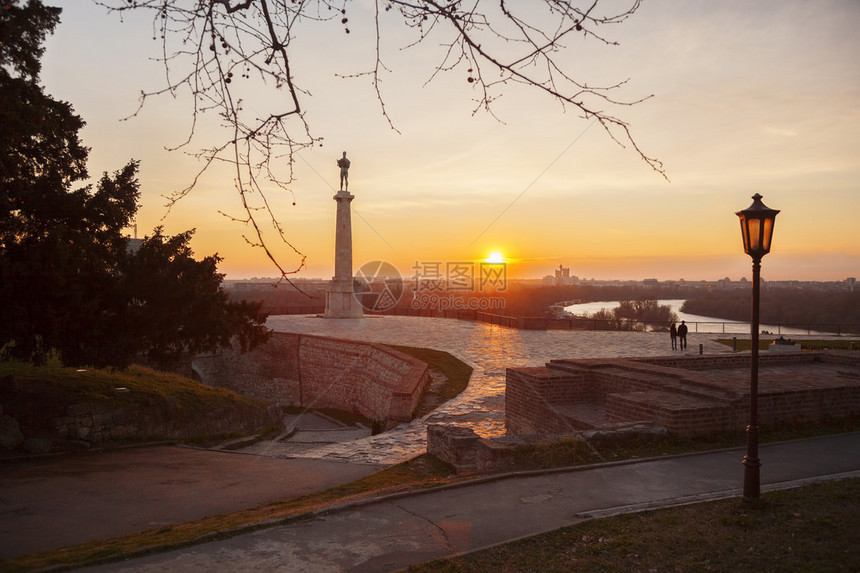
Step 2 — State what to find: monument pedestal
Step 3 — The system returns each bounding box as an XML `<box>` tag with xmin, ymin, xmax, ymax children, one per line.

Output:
<box><xmin>324</xmin><ymin>188</ymin><xmax>364</xmax><ymax>318</ymax></box>
<box><xmin>324</xmin><ymin>279</ymin><xmax>364</xmax><ymax>318</ymax></box>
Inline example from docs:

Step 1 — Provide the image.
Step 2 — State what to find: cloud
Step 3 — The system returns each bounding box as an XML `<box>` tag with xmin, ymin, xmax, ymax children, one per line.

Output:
<box><xmin>764</xmin><ymin>127</ymin><xmax>798</xmax><ymax>137</ymax></box>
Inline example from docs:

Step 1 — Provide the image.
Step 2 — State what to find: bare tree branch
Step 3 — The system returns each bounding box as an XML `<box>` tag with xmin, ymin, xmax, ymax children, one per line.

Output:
<box><xmin>96</xmin><ymin>0</ymin><xmax>665</xmax><ymax>289</ymax></box>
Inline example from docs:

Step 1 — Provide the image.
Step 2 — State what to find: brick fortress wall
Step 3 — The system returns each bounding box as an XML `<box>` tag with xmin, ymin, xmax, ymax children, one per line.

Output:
<box><xmin>192</xmin><ymin>332</ymin><xmax>430</xmax><ymax>428</ymax></box>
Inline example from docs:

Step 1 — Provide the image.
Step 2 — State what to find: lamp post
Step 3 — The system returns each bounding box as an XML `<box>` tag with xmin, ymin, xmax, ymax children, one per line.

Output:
<box><xmin>736</xmin><ymin>193</ymin><xmax>779</xmax><ymax>502</ymax></box>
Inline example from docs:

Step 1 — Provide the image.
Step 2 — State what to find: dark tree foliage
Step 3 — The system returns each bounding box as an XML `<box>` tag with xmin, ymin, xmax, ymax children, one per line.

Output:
<box><xmin>118</xmin><ymin>228</ymin><xmax>270</xmax><ymax>370</ymax></box>
<box><xmin>682</xmin><ymin>289</ymin><xmax>860</xmax><ymax>332</ymax></box>
<box><xmin>1</xmin><ymin>161</ymin><xmax>141</xmax><ymax>366</ymax></box>
<box><xmin>0</xmin><ymin>0</ymin><xmax>61</xmax><ymax>79</ymax></box>
<box><xmin>586</xmin><ymin>299</ymin><xmax>677</xmax><ymax>331</ymax></box>
<box><xmin>0</xmin><ymin>0</ymin><xmax>270</xmax><ymax>368</ymax></box>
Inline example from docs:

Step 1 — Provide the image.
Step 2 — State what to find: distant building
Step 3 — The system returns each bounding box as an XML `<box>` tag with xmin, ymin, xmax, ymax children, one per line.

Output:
<box><xmin>223</xmin><ymin>281</ymin><xmax>278</xmax><ymax>293</ymax></box>
<box><xmin>847</xmin><ymin>277</ymin><xmax>856</xmax><ymax>292</ymax></box>
<box><xmin>126</xmin><ymin>223</ymin><xmax>143</xmax><ymax>254</ymax></box>
<box><xmin>555</xmin><ymin>265</ymin><xmax>576</xmax><ymax>286</ymax></box>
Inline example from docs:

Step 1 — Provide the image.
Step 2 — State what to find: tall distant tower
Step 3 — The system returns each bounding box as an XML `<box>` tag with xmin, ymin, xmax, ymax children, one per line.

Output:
<box><xmin>324</xmin><ymin>153</ymin><xmax>363</xmax><ymax>318</ymax></box>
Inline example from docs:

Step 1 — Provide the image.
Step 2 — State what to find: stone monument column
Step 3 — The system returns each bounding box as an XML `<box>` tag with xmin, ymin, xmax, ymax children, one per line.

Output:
<box><xmin>324</xmin><ymin>153</ymin><xmax>363</xmax><ymax>318</ymax></box>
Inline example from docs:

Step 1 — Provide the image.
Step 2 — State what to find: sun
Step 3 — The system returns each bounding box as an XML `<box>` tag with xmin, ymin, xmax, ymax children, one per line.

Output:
<box><xmin>486</xmin><ymin>251</ymin><xmax>505</xmax><ymax>264</ymax></box>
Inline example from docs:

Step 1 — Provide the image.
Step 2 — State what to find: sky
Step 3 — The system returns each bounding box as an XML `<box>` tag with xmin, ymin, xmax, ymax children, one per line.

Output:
<box><xmin>39</xmin><ymin>0</ymin><xmax>860</xmax><ymax>282</ymax></box>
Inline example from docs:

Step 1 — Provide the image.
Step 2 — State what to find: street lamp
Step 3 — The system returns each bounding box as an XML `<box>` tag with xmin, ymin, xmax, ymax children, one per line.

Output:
<box><xmin>736</xmin><ymin>193</ymin><xmax>779</xmax><ymax>502</ymax></box>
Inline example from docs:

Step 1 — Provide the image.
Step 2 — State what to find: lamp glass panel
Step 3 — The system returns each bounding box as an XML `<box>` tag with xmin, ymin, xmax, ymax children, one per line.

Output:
<box><xmin>738</xmin><ymin>217</ymin><xmax>750</xmax><ymax>252</ymax></box>
<box><xmin>747</xmin><ymin>218</ymin><xmax>762</xmax><ymax>252</ymax></box>
<box><xmin>762</xmin><ymin>217</ymin><xmax>774</xmax><ymax>252</ymax></box>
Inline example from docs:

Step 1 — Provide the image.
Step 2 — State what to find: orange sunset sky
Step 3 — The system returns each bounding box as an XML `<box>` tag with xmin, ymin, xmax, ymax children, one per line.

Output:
<box><xmin>40</xmin><ymin>1</ymin><xmax>859</xmax><ymax>282</ymax></box>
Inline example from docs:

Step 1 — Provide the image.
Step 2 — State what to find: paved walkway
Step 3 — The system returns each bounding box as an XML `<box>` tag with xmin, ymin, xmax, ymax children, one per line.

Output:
<box><xmin>84</xmin><ymin>432</ymin><xmax>860</xmax><ymax>572</ymax></box>
<box><xmin>241</xmin><ymin>316</ymin><xmax>735</xmax><ymax>464</ymax></box>
<box><xmin>0</xmin><ymin>446</ymin><xmax>382</xmax><ymax>559</ymax></box>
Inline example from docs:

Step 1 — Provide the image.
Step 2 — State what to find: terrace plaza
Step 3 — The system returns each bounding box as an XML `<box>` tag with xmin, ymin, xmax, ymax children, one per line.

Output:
<box><xmin>505</xmin><ymin>352</ymin><xmax>858</xmax><ymax>437</ymax></box>
<box><xmin>245</xmin><ymin>315</ymin><xmax>858</xmax><ymax>465</ymax></box>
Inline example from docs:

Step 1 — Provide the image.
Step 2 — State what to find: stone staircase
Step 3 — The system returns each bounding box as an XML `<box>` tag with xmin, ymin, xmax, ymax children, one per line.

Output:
<box><xmin>539</xmin><ymin>359</ymin><xmax>741</xmax><ymax>431</ymax></box>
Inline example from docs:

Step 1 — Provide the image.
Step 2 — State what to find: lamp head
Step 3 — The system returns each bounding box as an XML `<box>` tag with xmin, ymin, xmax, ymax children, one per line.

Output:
<box><xmin>736</xmin><ymin>193</ymin><xmax>779</xmax><ymax>260</ymax></box>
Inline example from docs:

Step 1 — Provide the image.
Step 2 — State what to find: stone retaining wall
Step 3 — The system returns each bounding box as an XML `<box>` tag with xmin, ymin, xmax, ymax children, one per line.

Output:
<box><xmin>192</xmin><ymin>332</ymin><xmax>430</xmax><ymax>428</ymax></box>
<box><xmin>428</xmin><ymin>423</ymin><xmax>669</xmax><ymax>474</ymax></box>
<box><xmin>1</xmin><ymin>395</ymin><xmax>280</xmax><ymax>453</ymax></box>
<box><xmin>53</xmin><ymin>399</ymin><xmax>280</xmax><ymax>445</ymax></box>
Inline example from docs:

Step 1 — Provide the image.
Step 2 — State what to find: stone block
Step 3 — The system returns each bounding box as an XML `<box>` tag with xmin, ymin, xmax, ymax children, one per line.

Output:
<box><xmin>91</xmin><ymin>413</ymin><xmax>114</xmax><ymax>428</ymax></box>
<box><xmin>110</xmin><ymin>425</ymin><xmax>133</xmax><ymax>438</ymax></box>
<box><xmin>0</xmin><ymin>414</ymin><xmax>25</xmax><ymax>450</ymax></box>
<box><xmin>475</xmin><ymin>434</ymin><xmax>549</xmax><ymax>472</ymax></box>
<box><xmin>582</xmin><ymin>421</ymin><xmax>668</xmax><ymax>442</ymax></box>
<box><xmin>427</xmin><ymin>424</ymin><xmax>480</xmax><ymax>473</ymax></box>
<box><xmin>66</xmin><ymin>403</ymin><xmax>91</xmax><ymax>417</ymax></box>
<box><xmin>70</xmin><ymin>425</ymin><xmax>90</xmax><ymax>440</ymax></box>
<box><xmin>23</xmin><ymin>438</ymin><xmax>53</xmax><ymax>454</ymax></box>
<box><xmin>90</xmin><ymin>401</ymin><xmax>117</xmax><ymax>415</ymax></box>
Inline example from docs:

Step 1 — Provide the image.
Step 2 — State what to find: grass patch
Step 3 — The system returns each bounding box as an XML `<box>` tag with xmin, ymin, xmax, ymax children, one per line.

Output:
<box><xmin>0</xmin><ymin>359</ymin><xmax>275</xmax><ymax>452</ymax></box>
<box><xmin>384</xmin><ymin>344</ymin><xmax>473</xmax><ymax>400</ymax></box>
<box><xmin>715</xmin><ymin>338</ymin><xmax>859</xmax><ymax>352</ymax></box>
<box><xmin>1</xmin><ymin>454</ymin><xmax>457</xmax><ymax>572</ymax></box>
<box><xmin>0</xmin><ymin>359</ymin><xmax>265</xmax><ymax>412</ymax></box>
<box><xmin>408</xmin><ymin>478</ymin><xmax>860</xmax><ymax>572</ymax></box>
<box><xmin>499</xmin><ymin>416</ymin><xmax>859</xmax><ymax>472</ymax></box>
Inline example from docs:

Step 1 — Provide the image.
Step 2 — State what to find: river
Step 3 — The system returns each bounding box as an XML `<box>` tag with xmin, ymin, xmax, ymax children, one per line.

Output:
<box><xmin>563</xmin><ymin>299</ymin><xmax>833</xmax><ymax>336</ymax></box>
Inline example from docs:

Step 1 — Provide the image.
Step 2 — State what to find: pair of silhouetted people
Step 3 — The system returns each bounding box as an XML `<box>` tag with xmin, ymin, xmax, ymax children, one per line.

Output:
<box><xmin>670</xmin><ymin>321</ymin><xmax>688</xmax><ymax>350</ymax></box>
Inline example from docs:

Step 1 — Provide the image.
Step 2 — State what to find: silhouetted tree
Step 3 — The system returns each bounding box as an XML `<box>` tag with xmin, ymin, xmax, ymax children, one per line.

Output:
<box><xmin>117</xmin><ymin>228</ymin><xmax>270</xmax><ymax>370</ymax></box>
<box><xmin>97</xmin><ymin>0</ymin><xmax>664</xmax><ymax>282</ymax></box>
<box><xmin>682</xmin><ymin>289</ymin><xmax>860</xmax><ymax>333</ymax></box>
<box><xmin>0</xmin><ymin>0</ymin><xmax>269</xmax><ymax>368</ymax></box>
<box><xmin>587</xmin><ymin>299</ymin><xmax>676</xmax><ymax>331</ymax></box>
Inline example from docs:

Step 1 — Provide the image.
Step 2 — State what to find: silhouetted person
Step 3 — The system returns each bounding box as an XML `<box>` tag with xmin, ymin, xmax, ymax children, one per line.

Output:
<box><xmin>337</xmin><ymin>151</ymin><xmax>350</xmax><ymax>191</ymax></box>
<box><xmin>678</xmin><ymin>320</ymin><xmax>688</xmax><ymax>350</ymax></box>
<box><xmin>670</xmin><ymin>322</ymin><xmax>678</xmax><ymax>350</ymax></box>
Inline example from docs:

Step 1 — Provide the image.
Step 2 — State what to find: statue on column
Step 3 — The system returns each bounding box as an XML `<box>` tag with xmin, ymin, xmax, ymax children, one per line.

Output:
<box><xmin>337</xmin><ymin>151</ymin><xmax>350</xmax><ymax>191</ymax></box>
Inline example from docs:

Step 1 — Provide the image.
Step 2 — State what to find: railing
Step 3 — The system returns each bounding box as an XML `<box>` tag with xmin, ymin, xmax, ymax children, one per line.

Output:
<box><xmin>263</xmin><ymin>306</ymin><xmax>860</xmax><ymax>336</ymax></box>
<box><xmin>264</xmin><ymin>306</ymin><xmax>325</xmax><ymax>315</ymax></box>
<box><xmin>561</xmin><ymin>319</ymin><xmax>860</xmax><ymax>336</ymax></box>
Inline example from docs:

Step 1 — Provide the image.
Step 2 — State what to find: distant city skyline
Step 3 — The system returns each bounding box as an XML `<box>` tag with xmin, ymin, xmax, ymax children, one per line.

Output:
<box><xmin>41</xmin><ymin>1</ymin><xmax>860</xmax><ymax>282</ymax></box>
<box><xmin>225</xmin><ymin>273</ymin><xmax>856</xmax><ymax>287</ymax></box>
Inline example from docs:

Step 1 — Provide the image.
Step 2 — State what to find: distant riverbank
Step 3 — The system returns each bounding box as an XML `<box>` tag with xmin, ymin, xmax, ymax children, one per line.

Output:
<box><xmin>563</xmin><ymin>299</ymin><xmax>836</xmax><ymax>336</ymax></box>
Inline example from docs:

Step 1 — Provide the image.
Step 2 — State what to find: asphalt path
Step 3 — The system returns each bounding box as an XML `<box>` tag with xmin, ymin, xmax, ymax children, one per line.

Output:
<box><xmin>81</xmin><ymin>433</ymin><xmax>860</xmax><ymax>572</ymax></box>
<box><xmin>0</xmin><ymin>445</ymin><xmax>382</xmax><ymax>559</ymax></box>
